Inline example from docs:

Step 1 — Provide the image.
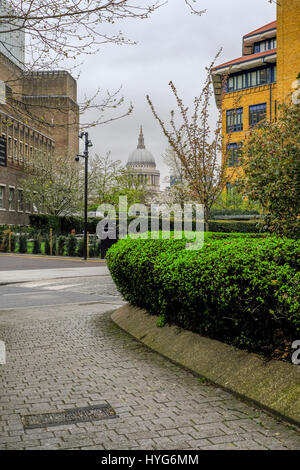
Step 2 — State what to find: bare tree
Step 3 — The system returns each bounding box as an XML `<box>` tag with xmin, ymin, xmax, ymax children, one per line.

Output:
<box><xmin>163</xmin><ymin>147</ymin><xmax>192</xmax><ymax>207</ymax></box>
<box><xmin>0</xmin><ymin>1</ymin><xmax>206</xmax><ymax>131</ymax></box>
<box><xmin>147</xmin><ymin>54</ymin><xmax>229</xmax><ymax>230</ymax></box>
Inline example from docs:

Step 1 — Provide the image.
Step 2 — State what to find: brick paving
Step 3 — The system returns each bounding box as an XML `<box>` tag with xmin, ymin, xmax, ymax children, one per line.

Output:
<box><xmin>0</xmin><ymin>280</ymin><xmax>300</xmax><ymax>450</ymax></box>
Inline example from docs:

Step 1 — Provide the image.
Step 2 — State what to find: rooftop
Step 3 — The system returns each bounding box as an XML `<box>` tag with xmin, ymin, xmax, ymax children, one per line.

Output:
<box><xmin>212</xmin><ymin>48</ymin><xmax>277</xmax><ymax>72</ymax></box>
<box><xmin>244</xmin><ymin>20</ymin><xmax>277</xmax><ymax>39</ymax></box>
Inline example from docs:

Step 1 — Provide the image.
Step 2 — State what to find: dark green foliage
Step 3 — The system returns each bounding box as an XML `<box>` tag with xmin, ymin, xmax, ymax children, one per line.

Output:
<box><xmin>208</xmin><ymin>220</ymin><xmax>260</xmax><ymax>233</ymax></box>
<box><xmin>18</xmin><ymin>233</ymin><xmax>28</xmax><ymax>253</ymax></box>
<box><xmin>44</xmin><ymin>237</ymin><xmax>50</xmax><ymax>255</ymax></box>
<box><xmin>210</xmin><ymin>208</ymin><xmax>260</xmax><ymax>217</ymax></box>
<box><xmin>28</xmin><ymin>214</ymin><xmax>260</xmax><ymax>237</ymax></box>
<box><xmin>65</xmin><ymin>235</ymin><xmax>77</xmax><ymax>257</ymax></box>
<box><xmin>33</xmin><ymin>235</ymin><xmax>41</xmax><ymax>254</ymax></box>
<box><xmin>57</xmin><ymin>236</ymin><xmax>66</xmax><ymax>256</ymax></box>
<box><xmin>52</xmin><ymin>235</ymin><xmax>57</xmax><ymax>256</ymax></box>
<box><xmin>29</xmin><ymin>214</ymin><xmax>100</xmax><ymax>235</ymax></box>
<box><xmin>106</xmin><ymin>234</ymin><xmax>300</xmax><ymax>357</ymax></box>
<box><xmin>77</xmin><ymin>238</ymin><xmax>85</xmax><ymax>257</ymax></box>
<box><xmin>89</xmin><ymin>238</ymin><xmax>101</xmax><ymax>258</ymax></box>
<box><xmin>241</xmin><ymin>102</ymin><xmax>300</xmax><ymax>238</ymax></box>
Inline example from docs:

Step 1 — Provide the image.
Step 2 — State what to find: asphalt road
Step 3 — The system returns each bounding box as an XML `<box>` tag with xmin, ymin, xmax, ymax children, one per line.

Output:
<box><xmin>0</xmin><ymin>253</ymin><xmax>105</xmax><ymax>271</ymax></box>
<box><xmin>0</xmin><ymin>276</ymin><xmax>124</xmax><ymax>309</ymax></box>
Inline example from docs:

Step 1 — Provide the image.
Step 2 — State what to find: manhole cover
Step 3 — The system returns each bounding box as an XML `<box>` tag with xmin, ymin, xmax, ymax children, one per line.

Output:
<box><xmin>22</xmin><ymin>404</ymin><xmax>117</xmax><ymax>429</ymax></box>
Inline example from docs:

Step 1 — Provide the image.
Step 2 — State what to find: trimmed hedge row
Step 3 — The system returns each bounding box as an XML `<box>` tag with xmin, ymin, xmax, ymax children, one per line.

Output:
<box><xmin>106</xmin><ymin>233</ymin><xmax>300</xmax><ymax>356</ymax></box>
<box><xmin>28</xmin><ymin>214</ymin><xmax>261</xmax><ymax>235</ymax></box>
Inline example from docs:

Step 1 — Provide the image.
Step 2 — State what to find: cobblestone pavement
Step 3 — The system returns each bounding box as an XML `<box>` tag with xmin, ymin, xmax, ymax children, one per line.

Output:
<box><xmin>0</xmin><ymin>277</ymin><xmax>300</xmax><ymax>450</ymax></box>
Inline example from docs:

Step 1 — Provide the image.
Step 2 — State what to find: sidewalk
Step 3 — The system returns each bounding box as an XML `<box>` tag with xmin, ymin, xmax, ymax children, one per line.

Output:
<box><xmin>0</xmin><ymin>302</ymin><xmax>299</xmax><ymax>450</ymax></box>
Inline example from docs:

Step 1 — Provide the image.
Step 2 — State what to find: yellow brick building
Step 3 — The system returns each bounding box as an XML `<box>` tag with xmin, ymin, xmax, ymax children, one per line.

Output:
<box><xmin>212</xmin><ymin>0</ymin><xmax>300</xmax><ymax>189</ymax></box>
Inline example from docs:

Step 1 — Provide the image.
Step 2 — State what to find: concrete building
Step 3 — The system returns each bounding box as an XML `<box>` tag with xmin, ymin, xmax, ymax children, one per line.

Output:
<box><xmin>127</xmin><ymin>127</ymin><xmax>160</xmax><ymax>193</ymax></box>
<box><xmin>0</xmin><ymin>0</ymin><xmax>25</xmax><ymax>69</ymax></box>
<box><xmin>0</xmin><ymin>26</ymin><xmax>79</xmax><ymax>225</ymax></box>
<box><xmin>212</xmin><ymin>0</ymin><xmax>300</xmax><ymax>190</ymax></box>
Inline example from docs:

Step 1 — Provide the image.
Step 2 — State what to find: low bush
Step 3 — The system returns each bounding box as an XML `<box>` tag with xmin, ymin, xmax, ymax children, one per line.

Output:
<box><xmin>77</xmin><ymin>238</ymin><xmax>85</xmax><ymax>257</ymax></box>
<box><xmin>89</xmin><ymin>238</ymin><xmax>101</xmax><ymax>258</ymax></box>
<box><xmin>32</xmin><ymin>235</ymin><xmax>41</xmax><ymax>254</ymax></box>
<box><xmin>18</xmin><ymin>233</ymin><xmax>28</xmax><ymax>253</ymax></box>
<box><xmin>106</xmin><ymin>233</ymin><xmax>300</xmax><ymax>357</ymax></box>
<box><xmin>0</xmin><ymin>230</ymin><xmax>16</xmax><ymax>252</ymax></box>
<box><xmin>208</xmin><ymin>220</ymin><xmax>260</xmax><ymax>233</ymax></box>
<box><xmin>65</xmin><ymin>235</ymin><xmax>77</xmax><ymax>257</ymax></box>
<box><xmin>57</xmin><ymin>236</ymin><xmax>67</xmax><ymax>256</ymax></box>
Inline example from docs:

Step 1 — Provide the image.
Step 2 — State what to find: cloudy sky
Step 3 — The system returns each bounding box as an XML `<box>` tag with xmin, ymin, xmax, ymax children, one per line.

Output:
<box><xmin>78</xmin><ymin>0</ymin><xmax>276</xmax><ymax>187</ymax></box>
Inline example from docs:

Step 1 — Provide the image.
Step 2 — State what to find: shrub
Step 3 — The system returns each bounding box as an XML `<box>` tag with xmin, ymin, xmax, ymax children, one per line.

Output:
<box><xmin>89</xmin><ymin>238</ymin><xmax>100</xmax><ymax>258</ymax></box>
<box><xmin>57</xmin><ymin>236</ymin><xmax>66</xmax><ymax>256</ymax></box>
<box><xmin>0</xmin><ymin>231</ymin><xmax>16</xmax><ymax>252</ymax></box>
<box><xmin>18</xmin><ymin>233</ymin><xmax>28</xmax><ymax>253</ymax></box>
<box><xmin>208</xmin><ymin>220</ymin><xmax>260</xmax><ymax>233</ymax></box>
<box><xmin>33</xmin><ymin>235</ymin><xmax>41</xmax><ymax>254</ymax></box>
<box><xmin>77</xmin><ymin>238</ymin><xmax>85</xmax><ymax>257</ymax></box>
<box><xmin>44</xmin><ymin>237</ymin><xmax>50</xmax><ymax>255</ymax></box>
<box><xmin>106</xmin><ymin>234</ymin><xmax>300</xmax><ymax>357</ymax></box>
<box><xmin>65</xmin><ymin>235</ymin><xmax>77</xmax><ymax>257</ymax></box>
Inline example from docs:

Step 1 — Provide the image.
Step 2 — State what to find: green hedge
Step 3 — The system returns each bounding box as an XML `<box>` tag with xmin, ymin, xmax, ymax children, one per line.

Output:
<box><xmin>28</xmin><ymin>214</ymin><xmax>261</xmax><ymax>235</ymax></box>
<box><xmin>106</xmin><ymin>233</ymin><xmax>300</xmax><ymax>357</ymax></box>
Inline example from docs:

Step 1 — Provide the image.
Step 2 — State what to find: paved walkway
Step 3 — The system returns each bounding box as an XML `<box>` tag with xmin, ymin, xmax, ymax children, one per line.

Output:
<box><xmin>0</xmin><ymin>277</ymin><xmax>299</xmax><ymax>450</ymax></box>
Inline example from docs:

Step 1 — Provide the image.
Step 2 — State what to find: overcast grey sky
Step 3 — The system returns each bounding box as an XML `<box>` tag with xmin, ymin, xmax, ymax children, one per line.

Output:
<box><xmin>78</xmin><ymin>0</ymin><xmax>276</xmax><ymax>186</ymax></box>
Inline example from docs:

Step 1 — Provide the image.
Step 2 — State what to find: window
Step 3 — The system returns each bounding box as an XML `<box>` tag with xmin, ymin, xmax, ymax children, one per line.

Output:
<box><xmin>259</xmin><ymin>68</ymin><xmax>268</xmax><ymax>85</ymax></box>
<box><xmin>8</xmin><ymin>187</ymin><xmax>14</xmax><ymax>211</ymax></box>
<box><xmin>227</xmin><ymin>66</ymin><xmax>276</xmax><ymax>93</ymax></box>
<box><xmin>249</xmin><ymin>103</ymin><xmax>267</xmax><ymax>127</ymax></box>
<box><xmin>227</xmin><ymin>143</ymin><xmax>241</xmax><ymax>167</ymax></box>
<box><xmin>14</xmin><ymin>139</ymin><xmax>18</xmax><ymax>159</ymax></box>
<box><xmin>0</xmin><ymin>136</ymin><xmax>6</xmax><ymax>167</ymax></box>
<box><xmin>253</xmin><ymin>38</ymin><xmax>276</xmax><ymax>54</ymax></box>
<box><xmin>17</xmin><ymin>189</ymin><xmax>23</xmax><ymax>212</ymax></box>
<box><xmin>7</xmin><ymin>136</ymin><xmax>12</xmax><ymax>157</ymax></box>
<box><xmin>0</xmin><ymin>186</ymin><xmax>5</xmax><ymax>209</ymax></box>
<box><xmin>226</xmin><ymin>108</ymin><xmax>243</xmax><ymax>132</ymax></box>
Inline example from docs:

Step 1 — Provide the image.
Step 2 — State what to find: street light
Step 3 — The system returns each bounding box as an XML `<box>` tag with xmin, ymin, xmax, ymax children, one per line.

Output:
<box><xmin>75</xmin><ymin>131</ymin><xmax>93</xmax><ymax>260</ymax></box>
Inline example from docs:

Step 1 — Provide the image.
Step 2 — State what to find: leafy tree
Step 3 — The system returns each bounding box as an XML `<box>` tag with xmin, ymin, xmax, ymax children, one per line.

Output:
<box><xmin>89</xmin><ymin>152</ymin><xmax>123</xmax><ymax>205</ymax></box>
<box><xmin>20</xmin><ymin>151</ymin><xmax>83</xmax><ymax>216</ymax></box>
<box><xmin>240</xmin><ymin>102</ymin><xmax>300</xmax><ymax>237</ymax></box>
<box><xmin>89</xmin><ymin>153</ymin><xmax>147</xmax><ymax>209</ymax></box>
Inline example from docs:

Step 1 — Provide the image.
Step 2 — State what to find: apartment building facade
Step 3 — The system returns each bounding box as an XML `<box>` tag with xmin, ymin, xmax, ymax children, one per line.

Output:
<box><xmin>0</xmin><ymin>11</ymin><xmax>79</xmax><ymax>225</ymax></box>
<box><xmin>212</xmin><ymin>0</ymin><xmax>300</xmax><ymax>188</ymax></box>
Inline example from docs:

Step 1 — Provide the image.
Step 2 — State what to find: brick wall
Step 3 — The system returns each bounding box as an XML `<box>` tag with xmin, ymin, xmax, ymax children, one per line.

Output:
<box><xmin>276</xmin><ymin>0</ymin><xmax>300</xmax><ymax>104</ymax></box>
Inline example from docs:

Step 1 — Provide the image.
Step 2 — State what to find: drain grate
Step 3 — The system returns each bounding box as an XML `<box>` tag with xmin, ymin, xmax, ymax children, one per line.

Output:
<box><xmin>22</xmin><ymin>404</ymin><xmax>117</xmax><ymax>429</ymax></box>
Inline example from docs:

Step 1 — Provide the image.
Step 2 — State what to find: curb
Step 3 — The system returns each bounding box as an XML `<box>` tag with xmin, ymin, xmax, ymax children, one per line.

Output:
<box><xmin>111</xmin><ymin>304</ymin><xmax>300</xmax><ymax>426</ymax></box>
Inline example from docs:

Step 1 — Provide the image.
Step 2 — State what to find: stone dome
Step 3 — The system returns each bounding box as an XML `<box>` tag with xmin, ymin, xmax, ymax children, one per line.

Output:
<box><xmin>127</xmin><ymin>127</ymin><xmax>156</xmax><ymax>168</ymax></box>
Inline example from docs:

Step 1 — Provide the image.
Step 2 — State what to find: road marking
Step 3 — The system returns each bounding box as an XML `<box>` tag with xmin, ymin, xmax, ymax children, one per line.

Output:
<box><xmin>2</xmin><ymin>291</ymin><xmax>42</xmax><ymax>297</ymax></box>
<box><xmin>42</xmin><ymin>284</ymin><xmax>81</xmax><ymax>291</ymax></box>
<box><xmin>0</xmin><ymin>340</ymin><xmax>5</xmax><ymax>364</ymax></box>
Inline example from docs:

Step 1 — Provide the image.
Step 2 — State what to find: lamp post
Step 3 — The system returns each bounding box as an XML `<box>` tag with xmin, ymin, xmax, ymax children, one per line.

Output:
<box><xmin>75</xmin><ymin>131</ymin><xmax>93</xmax><ymax>260</ymax></box>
